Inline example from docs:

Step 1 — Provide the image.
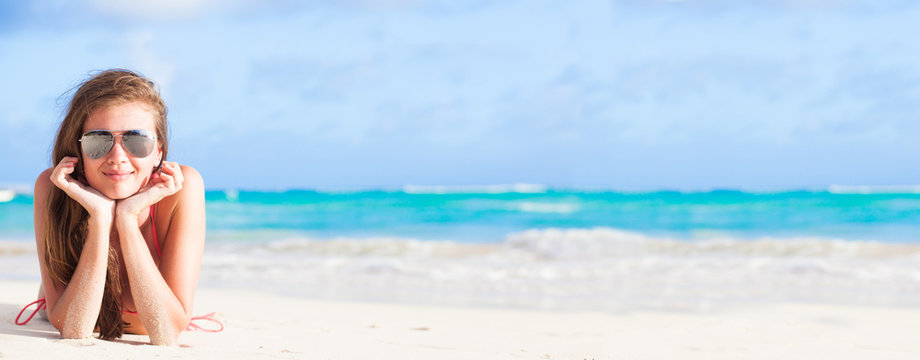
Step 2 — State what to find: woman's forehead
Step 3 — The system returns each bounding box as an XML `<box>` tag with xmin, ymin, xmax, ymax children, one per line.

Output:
<box><xmin>83</xmin><ymin>102</ymin><xmax>157</xmax><ymax>132</ymax></box>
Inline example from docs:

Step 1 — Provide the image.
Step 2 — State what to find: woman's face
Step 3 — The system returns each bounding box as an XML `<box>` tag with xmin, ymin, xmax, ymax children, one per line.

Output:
<box><xmin>81</xmin><ymin>101</ymin><xmax>162</xmax><ymax>200</ymax></box>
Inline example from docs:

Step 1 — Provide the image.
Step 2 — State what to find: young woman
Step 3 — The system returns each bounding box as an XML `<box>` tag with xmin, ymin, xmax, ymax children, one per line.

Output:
<box><xmin>26</xmin><ymin>69</ymin><xmax>206</xmax><ymax>345</ymax></box>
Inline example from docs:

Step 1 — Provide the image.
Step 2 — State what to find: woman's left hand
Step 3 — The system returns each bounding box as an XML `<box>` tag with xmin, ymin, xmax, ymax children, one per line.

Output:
<box><xmin>116</xmin><ymin>161</ymin><xmax>184</xmax><ymax>224</ymax></box>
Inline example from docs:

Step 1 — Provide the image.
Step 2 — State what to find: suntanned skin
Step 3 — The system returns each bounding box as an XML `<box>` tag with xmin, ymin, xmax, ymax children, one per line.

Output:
<box><xmin>34</xmin><ymin>102</ymin><xmax>206</xmax><ymax>345</ymax></box>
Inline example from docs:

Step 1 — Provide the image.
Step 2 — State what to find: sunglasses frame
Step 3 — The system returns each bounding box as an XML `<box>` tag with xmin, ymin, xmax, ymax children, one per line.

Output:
<box><xmin>79</xmin><ymin>129</ymin><xmax>159</xmax><ymax>160</ymax></box>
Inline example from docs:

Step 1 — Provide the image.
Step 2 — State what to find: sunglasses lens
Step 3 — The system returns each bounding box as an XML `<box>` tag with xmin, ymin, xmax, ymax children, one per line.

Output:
<box><xmin>80</xmin><ymin>131</ymin><xmax>114</xmax><ymax>159</ymax></box>
<box><xmin>122</xmin><ymin>130</ymin><xmax>156</xmax><ymax>158</ymax></box>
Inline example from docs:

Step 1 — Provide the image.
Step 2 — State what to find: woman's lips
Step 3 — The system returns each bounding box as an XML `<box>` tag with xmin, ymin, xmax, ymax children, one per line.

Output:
<box><xmin>104</xmin><ymin>171</ymin><xmax>135</xmax><ymax>181</ymax></box>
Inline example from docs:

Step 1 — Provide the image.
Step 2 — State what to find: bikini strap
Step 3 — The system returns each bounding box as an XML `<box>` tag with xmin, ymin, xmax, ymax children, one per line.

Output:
<box><xmin>15</xmin><ymin>297</ymin><xmax>47</xmax><ymax>325</ymax></box>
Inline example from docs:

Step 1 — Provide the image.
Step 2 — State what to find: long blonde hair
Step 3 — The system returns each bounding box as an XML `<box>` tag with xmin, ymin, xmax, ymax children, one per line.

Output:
<box><xmin>45</xmin><ymin>69</ymin><xmax>168</xmax><ymax>339</ymax></box>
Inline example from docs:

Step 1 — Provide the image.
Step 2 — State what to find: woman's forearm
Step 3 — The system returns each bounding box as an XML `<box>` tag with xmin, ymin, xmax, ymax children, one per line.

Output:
<box><xmin>115</xmin><ymin>214</ymin><xmax>188</xmax><ymax>345</ymax></box>
<box><xmin>47</xmin><ymin>216</ymin><xmax>111</xmax><ymax>338</ymax></box>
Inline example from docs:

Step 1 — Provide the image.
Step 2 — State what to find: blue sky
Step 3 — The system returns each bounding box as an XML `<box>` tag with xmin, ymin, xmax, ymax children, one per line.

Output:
<box><xmin>1</xmin><ymin>0</ymin><xmax>919</xmax><ymax>190</ymax></box>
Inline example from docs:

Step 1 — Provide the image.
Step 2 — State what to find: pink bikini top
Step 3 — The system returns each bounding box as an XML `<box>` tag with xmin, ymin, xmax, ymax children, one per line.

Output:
<box><xmin>15</xmin><ymin>205</ymin><xmax>222</xmax><ymax>333</ymax></box>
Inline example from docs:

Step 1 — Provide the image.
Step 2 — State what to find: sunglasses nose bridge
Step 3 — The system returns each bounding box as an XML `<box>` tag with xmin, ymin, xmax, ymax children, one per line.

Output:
<box><xmin>103</xmin><ymin>135</ymin><xmax>130</xmax><ymax>162</ymax></box>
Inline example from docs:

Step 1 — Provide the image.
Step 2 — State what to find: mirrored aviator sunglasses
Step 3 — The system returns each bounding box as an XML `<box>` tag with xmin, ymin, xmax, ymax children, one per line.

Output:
<box><xmin>79</xmin><ymin>130</ymin><xmax>157</xmax><ymax>159</ymax></box>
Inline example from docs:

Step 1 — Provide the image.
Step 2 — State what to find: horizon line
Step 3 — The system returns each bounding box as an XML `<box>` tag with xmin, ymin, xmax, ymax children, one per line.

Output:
<box><xmin>4</xmin><ymin>183</ymin><xmax>920</xmax><ymax>197</ymax></box>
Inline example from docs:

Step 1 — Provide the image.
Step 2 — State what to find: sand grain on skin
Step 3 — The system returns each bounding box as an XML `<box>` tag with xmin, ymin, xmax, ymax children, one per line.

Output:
<box><xmin>61</xmin><ymin>268</ymin><xmax>101</xmax><ymax>339</ymax></box>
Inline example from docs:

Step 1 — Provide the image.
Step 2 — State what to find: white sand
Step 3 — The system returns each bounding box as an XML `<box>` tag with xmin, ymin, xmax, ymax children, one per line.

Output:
<box><xmin>2</xmin><ymin>279</ymin><xmax>919</xmax><ymax>359</ymax></box>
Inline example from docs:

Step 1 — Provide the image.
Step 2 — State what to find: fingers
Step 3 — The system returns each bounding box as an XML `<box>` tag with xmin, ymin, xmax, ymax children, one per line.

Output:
<box><xmin>49</xmin><ymin>157</ymin><xmax>115</xmax><ymax>216</ymax></box>
<box><xmin>156</xmin><ymin>172</ymin><xmax>176</xmax><ymax>189</ymax></box>
<box><xmin>155</xmin><ymin>161</ymin><xmax>183</xmax><ymax>192</ymax></box>
<box><xmin>50</xmin><ymin>157</ymin><xmax>79</xmax><ymax>190</ymax></box>
<box><xmin>116</xmin><ymin>162</ymin><xmax>184</xmax><ymax>217</ymax></box>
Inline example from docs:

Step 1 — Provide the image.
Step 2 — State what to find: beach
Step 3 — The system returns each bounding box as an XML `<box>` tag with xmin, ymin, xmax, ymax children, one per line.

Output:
<box><xmin>3</xmin><ymin>279</ymin><xmax>920</xmax><ymax>359</ymax></box>
<box><xmin>4</xmin><ymin>0</ymin><xmax>920</xmax><ymax>356</ymax></box>
<box><xmin>3</xmin><ymin>189</ymin><xmax>920</xmax><ymax>358</ymax></box>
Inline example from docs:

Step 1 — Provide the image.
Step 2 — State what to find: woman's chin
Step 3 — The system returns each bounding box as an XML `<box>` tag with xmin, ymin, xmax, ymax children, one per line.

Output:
<box><xmin>102</xmin><ymin>185</ymin><xmax>141</xmax><ymax>200</ymax></box>
<box><xmin>88</xmin><ymin>175</ymin><xmax>147</xmax><ymax>200</ymax></box>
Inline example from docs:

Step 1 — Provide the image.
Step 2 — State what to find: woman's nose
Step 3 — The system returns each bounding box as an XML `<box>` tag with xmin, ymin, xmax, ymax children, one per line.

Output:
<box><xmin>105</xmin><ymin>137</ymin><xmax>129</xmax><ymax>163</ymax></box>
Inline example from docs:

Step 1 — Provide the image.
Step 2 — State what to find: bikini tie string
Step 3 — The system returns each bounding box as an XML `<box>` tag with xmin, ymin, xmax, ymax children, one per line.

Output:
<box><xmin>186</xmin><ymin>312</ymin><xmax>224</xmax><ymax>332</ymax></box>
<box><xmin>15</xmin><ymin>298</ymin><xmax>47</xmax><ymax>325</ymax></box>
<box><xmin>16</xmin><ymin>297</ymin><xmax>223</xmax><ymax>333</ymax></box>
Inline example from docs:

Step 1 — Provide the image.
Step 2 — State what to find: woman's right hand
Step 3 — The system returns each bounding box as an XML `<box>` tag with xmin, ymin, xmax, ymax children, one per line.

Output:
<box><xmin>50</xmin><ymin>156</ymin><xmax>115</xmax><ymax>219</ymax></box>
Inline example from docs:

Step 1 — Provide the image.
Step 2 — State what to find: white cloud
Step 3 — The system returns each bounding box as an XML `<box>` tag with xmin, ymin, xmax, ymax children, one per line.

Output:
<box><xmin>121</xmin><ymin>30</ymin><xmax>177</xmax><ymax>94</ymax></box>
<box><xmin>87</xmin><ymin>0</ymin><xmax>219</xmax><ymax>20</ymax></box>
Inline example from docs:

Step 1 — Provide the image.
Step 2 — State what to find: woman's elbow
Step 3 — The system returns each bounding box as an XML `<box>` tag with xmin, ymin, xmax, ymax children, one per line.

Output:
<box><xmin>46</xmin><ymin>313</ymin><xmax>74</xmax><ymax>338</ymax></box>
<box><xmin>148</xmin><ymin>315</ymin><xmax>188</xmax><ymax>346</ymax></box>
<box><xmin>54</xmin><ymin>319</ymin><xmax>94</xmax><ymax>340</ymax></box>
<box><xmin>59</xmin><ymin>329</ymin><xmax>93</xmax><ymax>340</ymax></box>
<box><xmin>149</xmin><ymin>334</ymin><xmax>179</xmax><ymax>346</ymax></box>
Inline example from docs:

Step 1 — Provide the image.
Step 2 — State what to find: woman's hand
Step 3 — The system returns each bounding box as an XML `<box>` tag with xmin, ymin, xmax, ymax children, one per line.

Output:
<box><xmin>116</xmin><ymin>161</ymin><xmax>184</xmax><ymax>224</ymax></box>
<box><xmin>50</xmin><ymin>156</ymin><xmax>115</xmax><ymax>219</ymax></box>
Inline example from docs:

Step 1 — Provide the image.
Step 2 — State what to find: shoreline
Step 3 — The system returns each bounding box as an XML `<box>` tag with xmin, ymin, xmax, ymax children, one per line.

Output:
<box><xmin>3</xmin><ymin>279</ymin><xmax>920</xmax><ymax>359</ymax></box>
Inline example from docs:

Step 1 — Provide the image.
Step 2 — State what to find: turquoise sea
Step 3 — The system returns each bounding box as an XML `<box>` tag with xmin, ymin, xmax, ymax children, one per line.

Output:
<box><xmin>2</xmin><ymin>185</ymin><xmax>920</xmax><ymax>311</ymax></box>
<box><xmin>4</xmin><ymin>186</ymin><xmax>920</xmax><ymax>243</ymax></box>
<box><xmin>204</xmin><ymin>186</ymin><xmax>920</xmax><ymax>243</ymax></box>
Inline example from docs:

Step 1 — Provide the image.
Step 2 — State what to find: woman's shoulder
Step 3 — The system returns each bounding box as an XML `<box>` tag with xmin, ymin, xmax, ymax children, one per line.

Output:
<box><xmin>177</xmin><ymin>164</ymin><xmax>204</xmax><ymax>195</ymax></box>
<box><xmin>32</xmin><ymin>168</ymin><xmax>56</xmax><ymax>234</ymax></box>
<box><xmin>160</xmin><ymin>164</ymin><xmax>204</xmax><ymax>209</ymax></box>
<box><xmin>34</xmin><ymin>168</ymin><xmax>54</xmax><ymax>200</ymax></box>
<box><xmin>178</xmin><ymin>164</ymin><xmax>202</xmax><ymax>182</ymax></box>
<box><xmin>154</xmin><ymin>164</ymin><xmax>205</xmax><ymax>240</ymax></box>
<box><xmin>36</xmin><ymin>167</ymin><xmax>53</xmax><ymax>184</ymax></box>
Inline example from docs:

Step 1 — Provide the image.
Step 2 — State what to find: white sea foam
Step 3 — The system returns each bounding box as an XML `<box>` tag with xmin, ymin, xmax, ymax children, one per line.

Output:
<box><xmin>0</xmin><ymin>241</ymin><xmax>40</xmax><ymax>281</ymax></box>
<box><xmin>0</xmin><ymin>189</ymin><xmax>15</xmax><ymax>203</ymax></box>
<box><xmin>223</xmin><ymin>189</ymin><xmax>239</xmax><ymax>202</ymax></box>
<box><xmin>5</xmin><ymin>229</ymin><xmax>919</xmax><ymax>311</ymax></box>
<box><xmin>506</xmin><ymin>201</ymin><xmax>580</xmax><ymax>214</ymax></box>
<box><xmin>0</xmin><ymin>240</ymin><xmax>34</xmax><ymax>256</ymax></box>
<box><xmin>0</xmin><ymin>184</ymin><xmax>33</xmax><ymax>196</ymax></box>
<box><xmin>402</xmin><ymin>183</ymin><xmax>548</xmax><ymax>194</ymax></box>
<box><xmin>195</xmin><ymin>228</ymin><xmax>920</xmax><ymax>312</ymax></box>
<box><xmin>828</xmin><ymin>184</ymin><xmax>920</xmax><ymax>194</ymax></box>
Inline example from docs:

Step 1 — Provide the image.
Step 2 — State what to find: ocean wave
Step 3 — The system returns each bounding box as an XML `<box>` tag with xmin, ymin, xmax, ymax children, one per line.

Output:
<box><xmin>202</xmin><ymin>228</ymin><xmax>920</xmax><ymax>261</ymax></box>
<box><xmin>504</xmin><ymin>228</ymin><xmax>920</xmax><ymax>259</ymax></box>
<box><xmin>0</xmin><ymin>241</ymin><xmax>39</xmax><ymax>281</ymax></box>
<box><xmin>199</xmin><ymin>185</ymin><xmax>920</xmax><ymax>195</ymax></box>
<box><xmin>457</xmin><ymin>199</ymin><xmax>581</xmax><ymax>214</ymax></box>
<box><xmin>0</xmin><ymin>190</ymin><xmax>15</xmax><ymax>203</ymax></box>
<box><xmin>0</xmin><ymin>241</ymin><xmax>34</xmax><ymax>255</ymax></box>
<box><xmin>211</xmin><ymin>236</ymin><xmax>497</xmax><ymax>258</ymax></box>
<box><xmin>505</xmin><ymin>201</ymin><xmax>580</xmax><ymax>214</ymax></box>
<box><xmin>5</xmin><ymin>228</ymin><xmax>920</xmax><ymax>311</ymax></box>
<box><xmin>402</xmin><ymin>183</ymin><xmax>547</xmax><ymax>194</ymax></box>
<box><xmin>828</xmin><ymin>185</ymin><xmax>920</xmax><ymax>194</ymax></box>
<box><xmin>197</xmin><ymin>228</ymin><xmax>920</xmax><ymax>311</ymax></box>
